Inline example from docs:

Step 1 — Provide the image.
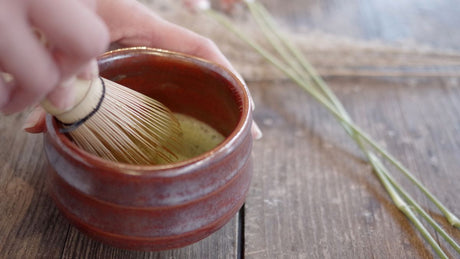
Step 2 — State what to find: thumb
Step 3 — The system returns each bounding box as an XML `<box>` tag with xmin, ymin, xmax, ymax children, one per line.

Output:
<box><xmin>44</xmin><ymin>59</ymin><xmax>99</xmax><ymax>113</ymax></box>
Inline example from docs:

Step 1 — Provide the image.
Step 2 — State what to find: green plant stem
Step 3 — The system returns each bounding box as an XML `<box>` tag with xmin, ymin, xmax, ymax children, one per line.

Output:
<box><xmin>247</xmin><ymin>1</ymin><xmax>460</xmax><ymax>229</ymax></box>
<box><xmin>246</xmin><ymin>1</ymin><xmax>355</xmax><ymax>135</ymax></box>
<box><xmin>207</xmin><ymin>8</ymin><xmax>380</xmax><ymax>154</ymax></box>
<box><xmin>207</xmin><ymin>2</ymin><xmax>460</xmax><ymax>256</ymax></box>
<box><xmin>246</xmin><ymin>1</ymin><xmax>355</xmax><ymax>141</ymax></box>
<box><xmin>368</xmin><ymin>154</ymin><xmax>449</xmax><ymax>259</ymax></box>
<box><xmin>252</xmin><ymin>2</ymin><xmax>350</xmax><ymax>125</ymax></box>
<box><xmin>384</xmin><ymin>170</ymin><xmax>460</xmax><ymax>254</ymax></box>
<box><xmin>245</xmin><ymin>2</ymin><xmax>460</xmax><ymax>255</ymax></box>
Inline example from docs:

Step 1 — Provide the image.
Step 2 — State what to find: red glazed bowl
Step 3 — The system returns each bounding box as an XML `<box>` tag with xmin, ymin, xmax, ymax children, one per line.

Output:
<box><xmin>44</xmin><ymin>47</ymin><xmax>253</xmax><ymax>251</ymax></box>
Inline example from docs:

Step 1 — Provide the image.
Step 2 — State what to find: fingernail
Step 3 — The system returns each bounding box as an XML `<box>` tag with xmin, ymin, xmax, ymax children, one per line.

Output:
<box><xmin>252</xmin><ymin>121</ymin><xmax>263</xmax><ymax>140</ymax></box>
<box><xmin>23</xmin><ymin>107</ymin><xmax>44</xmax><ymax>131</ymax></box>
<box><xmin>1</xmin><ymin>72</ymin><xmax>14</xmax><ymax>83</ymax></box>
<box><xmin>79</xmin><ymin>60</ymin><xmax>99</xmax><ymax>80</ymax></box>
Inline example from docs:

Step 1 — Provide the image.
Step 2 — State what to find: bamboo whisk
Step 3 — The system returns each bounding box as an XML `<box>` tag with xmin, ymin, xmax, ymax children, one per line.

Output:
<box><xmin>1</xmin><ymin>27</ymin><xmax>181</xmax><ymax>164</ymax></box>
<box><xmin>42</xmin><ymin>77</ymin><xmax>182</xmax><ymax>165</ymax></box>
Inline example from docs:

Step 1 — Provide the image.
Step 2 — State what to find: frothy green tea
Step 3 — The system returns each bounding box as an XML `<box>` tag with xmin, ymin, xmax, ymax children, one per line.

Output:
<box><xmin>172</xmin><ymin>113</ymin><xmax>226</xmax><ymax>161</ymax></box>
<box><xmin>134</xmin><ymin>113</ymin><xmax>225</xmax><ymax>165</ymax></box>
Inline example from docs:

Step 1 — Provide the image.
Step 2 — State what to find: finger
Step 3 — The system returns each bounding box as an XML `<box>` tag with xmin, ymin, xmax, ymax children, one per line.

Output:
<box><xmin>143</xmin><ymin>19</ymin><xmax>236</xmax><ymax>72</ymax></box>
<box><xmin>76</xmin><ymin>59</ymin><xmax>99</xmax><ymax>81</ymax></box>
<box><xmin>78</xmin><ymin>0</ymin><xmax>97</xmax><ymax>10</ymax></box>
<box><xmin>0</xmin><ymin>81</ymin><xmax>9</xmax><ymax>109</ymax></box>
<box><xmin>45</xmin><ymin>77</ymin><xmax>76</xmax><ymax>112</ymax></box>
<box><xmin>102</xmin><ymin>2</ymin><xmax>235</xmax><ymax>72</ymax></box>
<box><xmin>23</xmin><ymin>106</ymin><xmax>47</xmax><ymax>133</ymax></box>
<box><xmin>0</xmin><ymin>72</ymin><xmax>14</xmax><ymax>108</ymax></box>
<box><xmin>146</xmin><ymin>15</ymin><xmax>259</xmax><ymax>112</ymax></box>
<box><xmin>29</xmin><ymin>0</ymin><xmax>109</xmax><ymax>79</ymax></box>
<box><xmin>0</xmin><ymin>16</ymin><xmax>60</xmax><ymax>114</ymax></box>
<box><xmin>155</xmin><ymin>23</ymin><xmax>234</xmax><ymax>70</ymax></box>
<box><xmin>251</xmin><ymin>121</ymin><xmax>263</xmax><ymax>140</ymax></box>
<box><xmin>45</xmin><ymin>58</ymin><xmax>98</xmax><ymax>112</ymax></box>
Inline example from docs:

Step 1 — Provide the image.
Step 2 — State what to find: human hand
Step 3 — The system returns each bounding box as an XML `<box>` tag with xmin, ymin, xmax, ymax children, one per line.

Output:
<box><xmin>0</xmin><ymin>0</ymin><xmax>109</xmax><ymax>115</ymax></box>
<box><xmin>99</xmin><ymin>0</ymin><xmax>237</xmax><ymax>74</ymax></box>
<box><xmin>23</xmin><ymin>0</ymin><xmax>262</xmax><ymax>139</ymax></box>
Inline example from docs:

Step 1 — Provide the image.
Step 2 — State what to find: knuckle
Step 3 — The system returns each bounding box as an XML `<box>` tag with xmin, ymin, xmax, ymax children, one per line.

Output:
<box><xmin>191</xmin><ymin>36</ymin><xmax>220</xmax><ymax>58</ymax></box>
<box><xmin>26</xmin><ymin>64</ymin><xmax>60</xmax><ymax>94</ymax></box>
<box><xmin>198</xmin><ymin>37</ymin><xmax>218</xmax><ymax>51</ymax></box>
<box><xmin>78</xmin><ymin>24</ymin><xmax>110</xmax><ymax>59</ymax></box>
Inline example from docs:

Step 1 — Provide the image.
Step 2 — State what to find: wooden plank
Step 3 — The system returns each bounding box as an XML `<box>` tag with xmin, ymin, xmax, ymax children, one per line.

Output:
<box><xmin>244</xmin><ymin>76</ymin><xmax>460</xmax><ymax>258</ymax></box>
<box><xmin>261</xmin><ymin>0</ymin><xmax>460</xmax><ymax>51</ymax></box>
<box><xmin>58</xmin><ymin>214</ymin><xmax>240</xmax><ymax>259</ymax></box>
<box><xmin>206</xmin><ymin>0</ymin><xmax>460</xmax><ymax>257</ymax></box>
<box><xmin>2</xmin><ymin>1</ymin><xmax>460</xmax><ymax>258</ymax></box>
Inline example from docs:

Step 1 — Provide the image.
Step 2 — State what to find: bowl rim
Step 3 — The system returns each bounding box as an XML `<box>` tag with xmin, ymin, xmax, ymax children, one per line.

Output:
<box><xmin>45</xmin><ymin>47</ymin><xmax>252</xmax><ymax>177</ymax></box>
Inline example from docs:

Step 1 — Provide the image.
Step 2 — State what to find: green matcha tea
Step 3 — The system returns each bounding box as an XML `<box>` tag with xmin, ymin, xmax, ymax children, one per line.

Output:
<box><xmin>172</xmin><ymin>113</ymin><xmax>225</xmax><ymax>160</ymax></box>
<box><xmin>152</xmin><ymin>113</ymin><xmax>225</xmax><ymax>164</ymax></box>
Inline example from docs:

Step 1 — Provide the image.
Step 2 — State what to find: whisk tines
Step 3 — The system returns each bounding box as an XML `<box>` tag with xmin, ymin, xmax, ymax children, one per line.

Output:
<box><xmin>59</xmin><ymin>78</ymin><xmax>182</xmax><ymax>165</ymax></box>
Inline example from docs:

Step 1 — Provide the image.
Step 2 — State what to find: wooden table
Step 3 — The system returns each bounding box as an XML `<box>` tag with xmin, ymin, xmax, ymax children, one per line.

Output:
<box><xmin>1</xmin><ymin>0</ymin><xmax>460</xmax><ymax>258</ymax></box>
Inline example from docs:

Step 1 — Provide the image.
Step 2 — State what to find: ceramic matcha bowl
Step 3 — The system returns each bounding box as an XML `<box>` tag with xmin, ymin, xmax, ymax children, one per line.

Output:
<box><xmin>44</xmin><ymin>47</ymin><xmax>253</xmax><ymax>251</ymax></box>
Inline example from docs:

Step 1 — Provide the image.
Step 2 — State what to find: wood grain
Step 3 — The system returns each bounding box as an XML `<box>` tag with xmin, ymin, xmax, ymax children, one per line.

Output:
<box><xmin>0</xmin><ymin>113</ymin><xmax>240</xmax><ymax>258</ymax></box>
<box><xmin>245</xmin><ymin>76</ymin><xmax>460</xmax><ymax>258</ymax></box>
<box><xmin>237</xmin><ymin>1</ymin><xmax>460</xmax><ymax>258</ymax></box>
<box><xmin>1</xmin><ymin>0</ymin><xmax>460</xmax><ymax>258</ymax></box>
<box><xmin>261</xmin><ymin>0</ymin><xmax>460</xmax><ymax>52</ymax></box>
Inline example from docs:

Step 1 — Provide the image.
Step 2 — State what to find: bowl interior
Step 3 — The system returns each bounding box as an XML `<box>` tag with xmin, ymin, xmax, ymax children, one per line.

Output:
<box><xmin>98</xmin><ymin>48</ymin><xmax>245</xmax><ymax>137</ymax></box>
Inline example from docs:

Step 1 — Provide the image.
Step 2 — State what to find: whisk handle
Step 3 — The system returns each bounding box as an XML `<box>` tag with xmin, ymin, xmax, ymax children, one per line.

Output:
<box><xmin>41</xmin><ymin>78</ymin><xmax>104</xmax><ymax>124</ymax></box>
<box><xmin>1</xmin><ymin>71</ymin><xmax>104</xmax><ymax>125</ymax></box>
